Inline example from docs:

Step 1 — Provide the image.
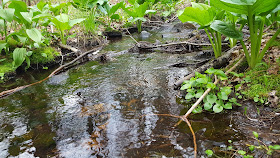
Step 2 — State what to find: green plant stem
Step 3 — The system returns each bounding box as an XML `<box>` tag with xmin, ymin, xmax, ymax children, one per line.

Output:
<box><xmin>137</xmin><ymin>20</ymin><xmax>142</xmax><ymax>33</ymax></box>
<box><xmin>247</xmin><ymin>7</ymin><xmax>258</xmax><ymax>68</ymax></box>
<box><xmin>258</xmin><ymin>28</ymin><xmax>280</xmax><ymax>62</ymax></box>
<box><xmin>255</xmin><ymin>19</ymin><xmax>264</xmax><ymax>58</ymax></box>
<box><xmin>216</xmin><ymin>32</ymin><xmax>222</xmax><ymax>57</ymax></box>
<box><xmin>240</xmin><ymin>40</ymin><xmax>250</xmax><ymax>64</ymax></box>
<box><xmin>205</xmin><ymin>29</ymin><xmax>218</xmax><ymax>58</ymax></box>
<box><xmin>3</xmin><ymin>19</ymin><xmax>8</xmax><ymax>54</ymax></box>
<box><xmin>61</xmin><ymin>30</ymin><xmax>66</xmax><ymax>44</ymax></box>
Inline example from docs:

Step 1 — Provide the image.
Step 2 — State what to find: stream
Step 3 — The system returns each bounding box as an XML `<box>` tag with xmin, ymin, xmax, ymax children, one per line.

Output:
<box><xmin>0</xmin><ymin>23</ymin><xmax>247</xmax><ymax>158</ymax></box>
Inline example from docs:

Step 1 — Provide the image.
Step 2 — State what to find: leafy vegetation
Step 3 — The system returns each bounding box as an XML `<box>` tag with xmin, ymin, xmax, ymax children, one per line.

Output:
<box><xmin>205</xmin><ymin>132</ymin><xmax>280</xmax><ymax>157</ymax></box>
<box><xmin>180</xmin><ymin>68</ymin><xmax>242</xmax><ymax>113</ymax></box>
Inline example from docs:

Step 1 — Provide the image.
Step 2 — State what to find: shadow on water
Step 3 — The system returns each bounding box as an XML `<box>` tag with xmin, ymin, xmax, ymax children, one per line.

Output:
<box><xmin>0</xmin><ymin>26</ymin><xmax>246</xmax><ymax>158</ymax></box>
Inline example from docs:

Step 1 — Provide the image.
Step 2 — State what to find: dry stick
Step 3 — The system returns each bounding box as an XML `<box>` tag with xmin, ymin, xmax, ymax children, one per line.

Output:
<box><xmin>125</xmin><ymin>28</ymin><xmax>139</xmax><ymax>44</ymax></box>
<box><xmin>0</xmin><ymin>46</ymin><xmax>102</xmax><ymax>99</ymax></box>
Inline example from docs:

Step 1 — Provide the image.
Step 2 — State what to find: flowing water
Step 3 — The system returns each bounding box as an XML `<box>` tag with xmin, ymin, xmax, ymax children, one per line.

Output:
<box><xmin>0</xmin><ymin>25</ymin><xmax>245</xmax><ymax>158</ymax></box>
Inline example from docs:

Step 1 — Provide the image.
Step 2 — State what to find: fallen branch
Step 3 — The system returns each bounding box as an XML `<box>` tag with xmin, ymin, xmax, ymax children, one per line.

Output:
<box><xmin>0</xmin><ymin>46</ymin><xmax>102</xmax><ymax>99</ymax></box>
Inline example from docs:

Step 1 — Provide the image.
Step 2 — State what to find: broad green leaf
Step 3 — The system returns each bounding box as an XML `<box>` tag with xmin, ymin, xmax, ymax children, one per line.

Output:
<box><xmin>0</xmin><ymin>43</ymin><xmax>6</xmax><ymax>52</ymax></box>
<box><xmin>204</xmin><ymin>102</ymin><xmax>213</xmax><ymax>110</ymax></box>
<box><xmin>218</xmin><ymin>92</ymin><xmax>228</xmax><ymax>100</ymax></box>
<box><xmin>205</xmin><ymin>67</ymin><xmax>217</xmax><ymax>74</ymax></box>
<box><xmin>0</xmin><ymin>19</ymin><xmax>4</xmax><ymax>28</ymax></box>
<box><xmin>37</xmin><ymin>1</ymin><xmax>47</xmax><ymax>11</ymax></box>
<box><xmin>205</xmin><ymin>150</ymin><xmax>213</xmax><ymax>157</ymax></box>
<box><xmin>26</xmin><ymin>28</ymin><xmax>42</xmax><ymax>43</ymax></box>
<box><xmin>207</xmin><ymin>94</ymin><xmax>217</xmax><ymax>104</ymax></box>
<box><xmin>214</xmin><ymin>70</ymin><xmax>227</xmax><ymax>78</ymax></box>
<box><xmin>238</xmin><ymin>150</ymin><xmax>246</xmax><ymax>155</ymax></box>
<box><xmin>8</xmin><ymin>1</ymin><xmax>27</xmax><ymax>19</ymax></box>
<box><xmin>179</xmin><ymin>5</ymin><xmax>216</xmax><ymax>26</ymax></box>
<box><xmin>135</xmin><ymin>2</ymin><xmax>149</xmax><ymax>17</ymax></box>
<box><xmin>185</xmin><ymin>92</ymin><xmax>195</xmax><ymax>100</ymax></box>
<box><xmin>25</xmin><ymin>56</ymin><xmax>30</xmax><ymax>69</ymax></box>
<box><xmin>211</xmin><ymin>0</ymin><xmax>248</xmax><ymax>15</ymax></box>
<box><xmin>252</xmin><ymin>131</ymin><xmax>259</xmax><ymax>138</ymax></box>
<box><xmin>131</xmin><ymin>17</ymin><xmax>146</xmax><ymax>23</ymax></box>
<box><xmin>3</xmin><ymin>0</ymin><xmax>11</xmax><ymax>5</ymax></box>
<box><xmin>180</xmin><ymin>83</ymin><xmax>191</xmax><ymax>90</ymax></box>
<box><xmin>270</xmin><ymin>145</ymin><xmax>280</xmax><ymax>150</ymax></box>
<box><xmin>55</xmin><ymin>14</ymin><xmax>69</xmax><ymax>23</ymax></box>
<box><xmin>0</xmin><ymin>8</ymin><xmax>15</xmax><ymax>22</ymax></box>
<box><xmin>221</xmin><ymin>87</ymin><xmax>232</xmax><ymax>95</ymax></box>
<box><xmin>110</xmin><ymin>2</ymin><xmax>122</xmax><ymax>15</ymax></box>
<box><xmin>13</xmin><ymin>48</ymin><xmax>26</xmax><ymax>69</ymax></box>
<box><xmin>249</xmin><ymin>145</ymin><xmax>255</xmax><ymax>151</ymax></box>
<box><xmin>20</xmin><ymin>11</ymin><xmax>33</xmax><ymax>24</ymax></box>
<box><xmin>69</xmin><ymin>18</ymin><xmax>85</xmax><ymax>27</ymax></box>
<box><xmin>196</xmin><ymin>77</ymin><xmax>208</xmax><ymax>84</ymax></box>
<box><xmin>207</xmin><ymin>82</ymin><xmax>216</xmax><ymax>89</ymax></box>
<box><xmin>210</xmin><ymin>20</ymin><xmax>243</xmax><ymax>40</ymax></box>
<box><xmin>212</xmin><ymin>0</ymin><xmax>280</xmax><ymax>16</ymax></box>
<box><xmin>220</xmin><ymin>0</ymin><xmax>256</xmax><ymax>5</ymax></box>
<box><xmin>253</xmin><ymin>0</ymin><xmax>280</xmax><ymax>16</ymax></box>
<box><xmin>110</xmin><ymin>14</ymin><xmax>120</xmax><ymax>20</ymax></box>
<box><xmin>193</xmin><ymin>106</ymin><xmax>203</xmax><ymax>113</ymax></box>
<box><xmin>223</xmin><ymin>102</ymin><xmax>232</xmax><ymax>109</ymax></box>
<box><xmin>195</xmin><ymin>90</ymin><xmax>204</xmax><ymax>98</ymax></box>
<box><xmin>192</xmin><ymin>2</ymin><xmax>211</xmax><ymax>10</ymax></box>
<box><xmin>213</xmin><ymin>103</ymin><xmax>223</xmax><ymax>113</ymax></box>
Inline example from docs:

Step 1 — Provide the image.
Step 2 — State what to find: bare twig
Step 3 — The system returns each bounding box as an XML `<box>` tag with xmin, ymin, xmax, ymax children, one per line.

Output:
<box><xmin>125</xmin><ymin>28</ymin><xmax>139</xmax><ymax>44</ymax></box>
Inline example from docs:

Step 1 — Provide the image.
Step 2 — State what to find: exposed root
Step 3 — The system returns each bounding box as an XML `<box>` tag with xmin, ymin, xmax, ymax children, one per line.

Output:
<box><xmin>0</xmin><ymin>45</ymin><xmax>102</xmax><ymax>99</ymax></box>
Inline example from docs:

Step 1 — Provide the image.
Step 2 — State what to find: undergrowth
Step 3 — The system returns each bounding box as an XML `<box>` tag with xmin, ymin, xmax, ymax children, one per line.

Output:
<box><xmin>242</xmin><ymin>62</ymin><xmax>280</xmax><ymax>99</ymax></box>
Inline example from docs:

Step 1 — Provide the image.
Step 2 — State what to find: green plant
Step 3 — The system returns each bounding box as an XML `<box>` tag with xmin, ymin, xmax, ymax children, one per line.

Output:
<box><xmin>97</xmin><ymin>1</ymin><xmax>123</xmax><ymax>29</ymax></box>
<box><xmin>179</xmin><ymin>2</ymin><xmax>243</xmax><ymax>58</ymax></box>
<box><xmin>211</xmin><ymin>0</ymin><xmax>280</xmax><ymax>68</ymax></box>
<box><xmin>49</xmin><ymin>14</ymin><xmax>85</xmax><ymax>44</ymax></box>
<box><xmin>12</xmin><ymin>48</ymin><xmax>32</xmax><ymax>70</ymax></box>
<box><xmin>247</xmin><ymin>131</ymin><xmax>280</xmax><ymax>156</ymax></box>
<box><xmin>180</xmin><ymin>68</ymin><xmax>242</xmax><ymax>113</ymax></box>
<box><xmin>122</xmin><ymin>0</ymin><xmax>156</xmax><ymax>32</ymax></box>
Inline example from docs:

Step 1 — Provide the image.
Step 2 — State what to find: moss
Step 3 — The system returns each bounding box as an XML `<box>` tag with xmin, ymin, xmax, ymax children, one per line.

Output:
<box><xmin>0</xmin><ymin>57</ymin><xmax>14</xmax><ymax>74</ymax></box>
<box><xmin>30</xmin><ymin>47</ymin><xmax>60</xmax><ymax>64</ymax></box>
<box><xmin>242</xmin><ymin>63</ymin><xmax>280</xmax><ymax>99</ymax></box>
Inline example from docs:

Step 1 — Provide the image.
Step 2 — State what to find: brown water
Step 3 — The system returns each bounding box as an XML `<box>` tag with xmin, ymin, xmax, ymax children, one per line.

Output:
<box><xmin>0</xmin><ymin>24</ymin><xmax>245</xmax><ymax>158</ymax></box>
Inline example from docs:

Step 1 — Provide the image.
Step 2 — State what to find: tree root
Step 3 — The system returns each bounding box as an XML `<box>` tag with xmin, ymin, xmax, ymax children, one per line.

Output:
<box><xmin>0</xmin><ymin>45</ymin><xmax>102</xmax><ymax>99</ymax></box>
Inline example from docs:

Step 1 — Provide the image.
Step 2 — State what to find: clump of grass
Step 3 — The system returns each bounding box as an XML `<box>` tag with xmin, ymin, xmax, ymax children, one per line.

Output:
<box><xmin>30</xmin><ymin>47</ymin><xmax>60</xmax><ymax>64</ymax></box>
<box><xmin>243</xmin><ymin>63</ymin><xmax>280</xmax><ymax>99</ymax></box>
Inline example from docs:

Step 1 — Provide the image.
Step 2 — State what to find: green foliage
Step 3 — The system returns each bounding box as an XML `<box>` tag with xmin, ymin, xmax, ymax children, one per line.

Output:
<box><xmin>98</xmin><ymin>1</ymin><xmax>123</xmax><ymax>28</ymax></box>
<box><xmin>240</xmin><ymin>62</ymin><xmax>280</xmax><ymax>100</ymax></box>
<box><xmin>211</xmin><ymin>0</ymin><xmax>280</xmax><ymax>68</ymax></box>
<box><xmin>179</xmin><ymin>2</ymin><xmax>242</xmax><ymax>58</ymax></box>
<box><xmin>122</xmin><ymin>1</ymin><xmax>156</xmax><ymax>32</ymax></box>
<box><xmin>49</xmin><ymin>14</ymin><xmax>85</xmax><ymax>44</ymax></box>
<box><xmin>30</xmin><ymin>47</ymin><xmax>60</xmax><ymax>64</ymax></box>
<box><xmin>180</xmin><ymin>68</ymin><xmax>241</xmax><ymax>114</ymax></box>
<box><xmin>12</xmin><ymin>48</ymin><xmax>32</xmax><ymax>70</ymax></box>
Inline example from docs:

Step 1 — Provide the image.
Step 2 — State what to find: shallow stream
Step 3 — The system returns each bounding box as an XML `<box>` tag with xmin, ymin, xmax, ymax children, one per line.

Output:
<box><xmin>0</xmin><ymin>24</ymin><xmax>247</xmax><ymax>158</ymax></box>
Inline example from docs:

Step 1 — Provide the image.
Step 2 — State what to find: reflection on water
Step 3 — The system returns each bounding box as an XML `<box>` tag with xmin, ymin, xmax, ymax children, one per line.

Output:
<box><xmin>0</xmin><ymin>32</ymin><xmax>243</xmax><ymax>157</ymax></box>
